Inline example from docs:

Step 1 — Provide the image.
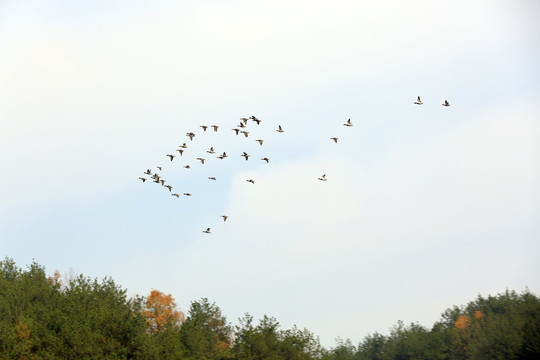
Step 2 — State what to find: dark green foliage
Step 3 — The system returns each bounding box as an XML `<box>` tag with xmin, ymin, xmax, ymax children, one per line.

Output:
<box><xmin>1</xmin><ymin>257</ymin><xmax>539</xmax><ymax>359</ymax></box>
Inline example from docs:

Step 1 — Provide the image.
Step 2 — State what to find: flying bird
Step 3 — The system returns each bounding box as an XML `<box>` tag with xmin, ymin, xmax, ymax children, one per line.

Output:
<box><xmin>232</xmin><ymin>128</ymin><xmax>240</xmax><ymax>135</ymax></box>
<box><xmin>138</xmin><ymin>177</ymin><xmax>147</xmax><ymax>182</ymax></box>
<box><xmin>183</xmin><ymin>193</ymin><xmax>192</xmax><ymax>196</ymax></box>
<box><xmin>330</xmin><ymin>137</ymin><xmax>338</xmax><ymax>143</ymax></box>
<box><xmin>255</xmin><ymin>139</ymin><xmax>264</xmax><ymax>146</ymax></box>
<box><xmin>240</xmin><ymin>131</ymin><xmax>249</xmax><ymax>138</ymax></box>
<box><xmin>208</xmin><ymin>177</ymin><xmax>216</xmax><ymax>181</ymax></box>
<box><xmin>180</xmin><ymin>143</ymin><xmax>188</xmax><ymax>148</ymax></box>
<box><xmin>238</xmin><ymin>122</ymin><xmax>246</xmax><ymax>128</ymax></box>
<box><xmin>144</xmin><ymin>169</ymin><xmax>152</xmax><ymax>175</ymax></box>
<box><xmin>156</xmin><ymin>166</ymin><xmax>162</xmax><ymax>171</ymax></box>
<box><xmin>246</xmin><ymin>179</ymin><xmax>255</xmax><ymax>184</ymax></box>
<box><xmin>241</xmin><ymin>152</ymin><xmax>250</xmax><ymax>161</ymax></box>
<box><xmin>160</xmin><ymin>179</ymin><xmax>165</xmax><ymax>186</ymax></box>
<box><xmin>203</xmin><ymin>228</ymin><xmax>211</xmax><ymax>234</ymax></box>
<box><xmin>414</xmin><ymin>96</ymin><xmax>423</xmax><ymax>105</ymax></box>
<box><xmin>186</xmin><ymin>132</ymin><xmax>196</xmax><ymax>140</ymax></box>
<box><xmin>183</xmin><ymin>165</ymin><xmax>191</xmax><ymax>169</ymax></box>
<box><xmin>261</xmin><ymin>157</ymin><xmax>269</xmax><ymax>163</ymax></box>
<box><xmin>276</xmin><ymin>125</ymin><xmax>284</xmax><ymax>133</ymax></box>
<box><xmin>442</xmin><ymin>100</ymin><xmax>450</xmax><ymax>107</ymax></box>
<box><xmin>200</xmin><ymin>125</ymin><xmax>208</xmax><ymax>132</ymax></box>
<box><xmin>343</xmin><ymin>119</ymin><xmax>352</xmax><ymax>127</ymax></box>
<box><xmin>165</xmin><ymin>185</ymin><xmax>172</xmax><ymax>192</ymax></box>
<box><xmin>218</xmin><ymin>152</ymin><xmax>227</xmax><ymax>159</ymax></box>
<box><xmin>211</xmin><ymin>125</ymin><xmax>219</xmax><ymax>132</ymax></box>
<box><xmin>250</xmin><ymin>116</ymin><xmax>261</xmax><ymax>125</ymax></box>
<box><xmin>167</xmin><ymin>154</ymin><xmax>175</xmax><ymax>161</ymax></box>
<box><xmin>176</xmin><ymin>149</ymin><xmax>184</xmax><ymax>156</ymax></box>
<box><xmin>196</xmin><ymin>157</ymin><xmax>205</xmax><ymax>164</ymax></box>
<box><xmin>207</xmin><ymin>147</ymin><xmax>215</xmax><ymax>154</ymax></box>
<box><xmin>221</xmin><ymin>215</ymin><xmax>228</xmax><ymax>222</ymax></box>
<box><xmin>172</xmin><ymin>193</ymin><xmax>180</xmax><ymax>198</ymax></box>
<box><xmin>240</xmin><ymin>117</ymin><xmax>249</xmax><ymax>124</ymax></box>
<box><xmin>318</xmin><ymin>174</ymin><xmax>327</xmax><ymax>181</ymax></box>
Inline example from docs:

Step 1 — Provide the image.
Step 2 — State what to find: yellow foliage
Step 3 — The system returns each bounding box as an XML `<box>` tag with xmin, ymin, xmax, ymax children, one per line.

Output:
<box><xmin>142</xmin><ymin>290</ymin><xmax>185</xmax><ymax>332</ymax></box>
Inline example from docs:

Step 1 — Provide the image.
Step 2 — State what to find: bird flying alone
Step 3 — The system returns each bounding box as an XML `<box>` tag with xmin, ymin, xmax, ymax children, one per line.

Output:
<box><xmin>318</xmin><ymin>174</ymin><xmax>327</xmax><ymax>181</ymax></box>
<box><xmin>414</xmin><ymin>96</ymin><xmax>423</xmax><ymax>105</ymax></box>
<box><xmin>442</xmin><ymin>100</ymin><xmax>450</xmax><ymax>107</ymax></box>
<box><xmin>208</xmin><ymin>177</ymin><xmax>216</xmax><ymax>181</ymax></box>
<box><xmin>343</xmin><ymin>119</ymin><xmax>352</xmax><ymax>127</ymax></box>
<box><xmin>330</xmin><ymin>137</ymin><xmax>338</xmax><ymax>143</ymax></box>
<box><xmin>246</xmin><ymin>179</ymin><xmax>255</xmax><ymax>184</ymax></box>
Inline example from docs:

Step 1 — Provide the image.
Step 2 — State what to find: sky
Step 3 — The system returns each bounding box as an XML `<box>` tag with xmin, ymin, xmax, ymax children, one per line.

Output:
<box><xmin>1</xmin><ymin>0</ymin><xmax>539</xmax><ymax>347</ymax></box>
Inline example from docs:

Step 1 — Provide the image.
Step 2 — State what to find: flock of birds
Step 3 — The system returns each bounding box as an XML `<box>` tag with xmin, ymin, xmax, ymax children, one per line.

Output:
<box><xmin>139</xmin><ymin>96</ymin><xmax>450</xmax><ymax>234</ymax></box>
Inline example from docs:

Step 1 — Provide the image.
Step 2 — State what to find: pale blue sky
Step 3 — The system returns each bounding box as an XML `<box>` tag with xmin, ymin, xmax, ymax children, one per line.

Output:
<box><xmin>1</xmin><ymin>0</ymin><xmax>539</xmax><ymax>346</ymax></box>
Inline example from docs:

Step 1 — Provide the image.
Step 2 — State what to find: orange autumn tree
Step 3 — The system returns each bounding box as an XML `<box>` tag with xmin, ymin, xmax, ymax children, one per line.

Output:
<box><xmin>142</xmin><ymin>290</ymin><xmax>185</xmax><ymax>333</ymax></box>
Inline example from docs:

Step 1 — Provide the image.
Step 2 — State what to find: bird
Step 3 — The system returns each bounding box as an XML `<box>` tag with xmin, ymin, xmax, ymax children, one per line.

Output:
<box><xmin>183</xmin><ymin>193</ymin><xmax>192</xmax><ymax>196</ymax></box>
<box><xmin>180</xmin><ymin>143</ymin><xmax>188</xmax><ymax>148</ymax></box>
<box><xmin>442</xmin><ymin>100</ymin><xmax>450</xmax><ymax>107</ymax></box>
<box><xmin>200</xmin><ymin>125</ymin><xmax>208</xmax><ymax>132</ymax></box>
<box><xmin>207</xmin><ymin>147</ymin><xmax>215</xmax><ymax>154</ymax></box>
<box><xmin>276</xmin><ymin>125</ymin><xmax>284</xmax><ymax>133</ymax></box>
<box><xmin>414</xmin><ymin>96</ymin><xmax>423</xmax><ymax>105</ymax></box>
<box><xmin>153</xmin><ymin>179</ymin><xmax>160</xmax><ymax>183</ymax></box>
<box><xmin>241</xmin><ymin>152</ymin><xmax>250</xmax><ymax>161</ymax></box>
<box><xmin>240</xmin><ymin>117</ymin><xmax>249</xmax><ymax>124</ymax></box>
<box><xmin>221</xmin><ymin>215</ymin><xmax>228</xmax><ymax>222</ymax></box>
<box><xmin>165</xmin><ymin>185</ymin><xmax>172</xmax><ymax>192</ymax></box>
<box><xmin>343</xmin><ymin>119</ymin><xmax>353</xmax><ymax>127</ymax></box>
<box><xmin>255</xmin><ymin>139</ymin><xmax>264</xmax><ymax>146</ymax></box>
<box><xmin>232</xmin><ymin>128</ymin><xmax>240</xmax><ymax>135</ymax></box>
<box><xmin>238</xmin><ymin>122</ymin><xmax>246</xmax><ymax>128</ymax></box>
<box><xmin>246</xmin><ymin>179</ymin><xmax>255</xmax><ymax>184</ymax></box>
<box><xmin>152</xmin><ymin>174</ymin><xmax>160</xmax><ymax>180</ymax></box>
<box><xmin>208</xmin><ymin>177</ymin><xmax>216</xmax><ymax>181</ymax></box>
<box><xmin>211</xmin><ymin>125</ymin><xmax>219</xmax><ymax>132</ymax></box>
<box><xmin>172</xmin><ymin>193</ymin><xmax>180</xmax><ymax>198</ymax></box>
<box><xmin>218</xmin><ymin>152</ymin><xmax>227</xmax><ymax>159</ymax></box>
<box><xmin>330</xmin><ymin>137</ymin><xmax>338</xmax><ymax>143</ymax></box>
<box><xmin>167</xmin><ymin>154</ymin><xmax>175</xmax><ymax>161</ymax></box>
<box><xmin>144</xmin><ymin>169</ymin><xmax>152</xmax><ymax>175</ymax></box>
<box><xmin>186</xmin><ymin>132</ymin><xmax>196</xmax><ymax>140</ymax></box>
<box><xmin>261</xmin><ymin>157</ymin><xmax>269</xmax><ymax>163</ymax></box>
<box><xmin>196</xmin><ymin>158</ymin><xmax>205</xmax><ymax>164</ymax></box>
<box><xmin>156</xmin><ymin>166</ymin><xmax>162</xmax><ymax>171</ymax></box>
<box><xmin>318</xmin><ymin>174</ymin><xmax>327</xmax><ymax>181</ymax></box>
<box><xmin>250</xmin><ymin>116</ymin><xmax>261</xmax><ymax>125</ymax></box>
<box><xmin>160</xmin><ymin>179</ymin><xmax>165</xmax><ymax>186</ymax></box>
<box><xmin>240</xmin><ymin>131</ymin><xmax>249</xmax><ymax>138</ymax></box>
<box><xmin>139</xmin><ymin>177</ymin><xmax>147</xmax><ymax>182</ymax></box>
<box><xmin>203</xmin><ymin>228</ymin><xmax>211</xmax><ymax>234</ymax></box>
<box><xmin>183</xmin><ymin>165</ymin><xmax>191</xmax><ymax>169</ymax></box>
<box><xmin>176</xmin><ymin>149</ymin><xmax>184</xmax><ymax>156</ymax></box>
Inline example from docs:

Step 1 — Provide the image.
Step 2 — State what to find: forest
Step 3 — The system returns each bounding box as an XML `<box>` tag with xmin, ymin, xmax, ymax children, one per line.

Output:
<box><xmin>0</xmin><ymin>257</ymin><xmax>539</xmax><ymax>359</ymax></box>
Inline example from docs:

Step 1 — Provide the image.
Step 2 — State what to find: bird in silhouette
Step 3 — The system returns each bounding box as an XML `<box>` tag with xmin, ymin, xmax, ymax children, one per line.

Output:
<box><xmin>208</xmin><ymin>177</ymin><xmax>216</xmax><ymax>181</ymax></box>
<box><xmin>186</xmin><ymin>132</ymin><xmax>196</xmax><ymax>140</ymax></box>
<box><xmin>250</xmin><ymin>116</ymin><xmax>261</xmax><ymax>125</ymax></box>
<box><xmin>442</xmin><ymin>100</ymin><xmax>450</xmax><ymax>107</ymax></box>
<box><xmin>165</xmin><ymin>185</ymin><xmax>172</xmax><ymax>192</ymax></box>
<box><xmin>232</xmin><ymin>128</ymin><xmax>240</xmax><ymax>135</ymax></box>
<box><xmin>241</xmin><ymin>152</ymin><xmax>250</xmax><ymax>161</ymax></box>
<box><xmin>197</xmin><ymin>158</ymin><xmax>205</xmax><ymax>164</ymax></box>
<box><xmin>246</xmin><ymin>179</ymin><xmax>255</xmax><ymax>184</ymax></box>
<box><xmin>167</xmin><ymin>154</ymin><xmax>175</xmax><ymax>161</ymax></box>
<box><xmin>330</xmin><ymin>137</ymin><xmax>338</xmax><ymax>143</ymax></box>
<box><xmin>211</xmin><ymin>125</ymin><xmax>219</xmax><ymax>132</ymax></box>
<box><xmin>238</xmin><ymin>122</ymin><xmax>246</xmax><ymax>128</ymax></box>
<box><xmin>343</xmin><ymin>119</ymin><xmax>353</xmax><ymax>127</ymax></box>
<box><xmin>183</xmin><ymin>165</ymin><xmax>191</xmax><ymax>169</ymax></box>
<box><xmin>200</xmin><ymin>125</ymin><xmax>208</xmax><ymax>132</ymax></box>
<box><xmin>183</xmin><ymin>193</ymin><xmax>192</xmax><ymax>196</ymax></box>
<box><xmin>221</xmin><ymin>215</ymin><xmax>228</xmax><ymax>222</ymax></box>
<box><xmin>241</xmin><ymin>131</ymin><xmax>249</xmax><ymax>138</ymax></box>
<box><xmin>261</xmin><ymin>157</ymin><xmax>269</xmax><ymax>163</ymax></box>
<box><xmin>240</xmin><ymin>117</ymin><xmax>249</xmax><ymax>124</ymax></box>
<box><xmin>139</xmin><ymin>177</ymin><xmax>147</xmax><ymax>182</ymax></box>
<box><xmin>276</xmin><ymin>125</ymin><xmax>284</xmax><ymax>133</ymax></box>
<box><xmin>318</xmin><ymin>174</ymin><xmax>327</xmax><ymax>181</ymax></box>
<box><xmin>414</xmin><ymin>96</ymin><xmax>423</xmax><ymax>105</ymax></box>
<box><xmin>176</xmin><ymin>149</ymin><xmax>184</xmax><ymax>156</ymax></box>
<box><xmin>255</xmin><ymin>139</ymin><xmax>264</xmax><ymax>146</ymax></box>
<box><xmin>203</xmin><ymin>228</ymin><xmax>211</xmax><ymax>234</ymax></box>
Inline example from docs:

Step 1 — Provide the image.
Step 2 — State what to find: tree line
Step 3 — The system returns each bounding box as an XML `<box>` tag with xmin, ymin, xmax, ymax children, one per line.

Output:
<box><xmin>0</xmin><ymin>257</ymin><xmax>538</xmax><ymax>359</ymax></box>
